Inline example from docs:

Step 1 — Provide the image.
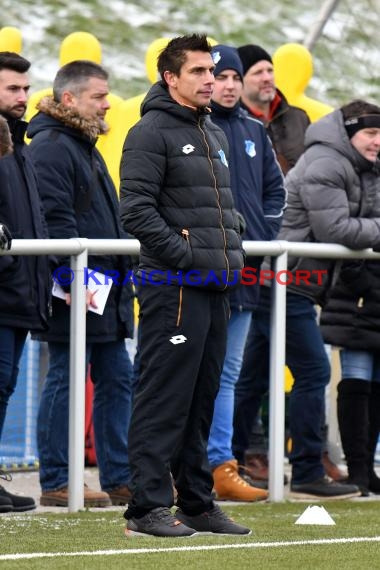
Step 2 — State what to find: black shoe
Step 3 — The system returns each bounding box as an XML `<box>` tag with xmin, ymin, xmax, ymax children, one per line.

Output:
<box><xmin>0</xmin><ymin>489</ymin><xmax>13</xmax><ymax>513</ymax></box>
<box><xmin>0</xmin><ymin>471</ymin><xmax>13</xmax><ymax>513</ymax></box>
<box><xmin>344</xmin><ymin>476</ymin><xmax>369</xmax><ymax>497</ymax></box>
<box><xmin>0</xmin><ymin>485</ymin><xmax>36</xmax><ymax>512</ymax></box>
<box><xmin>290</xmin><ymin>476</ymin><xmax>361</xmax><ymax>500</ymax></box>
<box><xmin>125</xmin><ymin>507</ymin><xmax>198</xmax><ymax>537</ymax></box>
<box><xmin>369</xmin><ymin>470</ymin><xmax>380</xmax><ymax>494</ymax></box>
<box><xmin>176</xmin><ymin>504</ymin><xmax>251</xmax><ymax>535</ymax></box>
<box><xmin>0</xmin><ymin>470</ymin><xmax>36</xmax><ymax>513</ymax></box>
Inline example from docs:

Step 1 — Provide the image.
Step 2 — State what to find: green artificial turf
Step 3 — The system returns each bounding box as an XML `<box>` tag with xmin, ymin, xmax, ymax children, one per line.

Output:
<box><xmin>0</xmin><ymin>501</ymin><xmax>379</xmax><ymax>569</ymax></box>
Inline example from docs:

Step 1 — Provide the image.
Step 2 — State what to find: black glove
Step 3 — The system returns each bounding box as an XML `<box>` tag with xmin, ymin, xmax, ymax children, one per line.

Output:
<box><xmin>0</xmin><ymin>224</ymin><xmax>12</xmax><ymax>250</ymax></box>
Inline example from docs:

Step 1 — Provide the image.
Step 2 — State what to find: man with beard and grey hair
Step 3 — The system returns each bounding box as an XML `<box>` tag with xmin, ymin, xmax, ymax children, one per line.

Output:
<box><xmin>235</xmin><ymin>43</ymin><xmax>345</xmax><ymax>486</ymax></box>
<box><xmin>27</xmin><ymin>60</ymin><xmax>135</xmax><ymax>509</ymax></box>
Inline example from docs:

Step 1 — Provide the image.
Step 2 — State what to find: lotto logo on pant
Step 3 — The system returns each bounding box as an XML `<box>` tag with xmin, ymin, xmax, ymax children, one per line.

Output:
<box><xmin>169</xmin><ymin>335</ymin><xmax>187</xmax><ymax>345</ymax></box>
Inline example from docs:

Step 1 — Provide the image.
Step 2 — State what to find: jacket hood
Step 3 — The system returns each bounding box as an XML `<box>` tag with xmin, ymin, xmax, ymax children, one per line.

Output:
<box><xmin>27</xmin><ymin>96</ymin><xmax>107</xmax><ymax>141</ymax></box>
<box><xmin>305</xmin><ymin>109</ymin><xmax>375</xmax><ymax>171</ymax></box>
<box><xmin>141</xmin><ymin>81</ymin><xmax>210</xmax><ymax>124</ymax></box>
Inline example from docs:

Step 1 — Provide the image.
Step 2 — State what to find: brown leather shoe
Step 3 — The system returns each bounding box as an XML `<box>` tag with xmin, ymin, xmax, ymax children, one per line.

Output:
<box><xmin>322</xmin><ymin>451</ymin><xmax>347</xmax><ymax>482</ymax></box>
<box><xmin>244</xmin><ymin>451</ymin><xmax>289</xmax><ymax>485</ymax></box>
<box><xmin>40</xmin><ymin>485</ymin><xmax>112</xmax><ymax>507</ymax></box>
<box><xmin>238</xmin><ymin>467</ymin><xmax>268</xmax><ymax>489</ymax></box>
<box><xmin>106</xmin><ymin>485</ymin><xmax>132</xmax><ymax>506</ymax></box>
<box><xmin>244</xmin><ymin>452</ymin><xmax>269</xmax><ymax>481</ymax></box>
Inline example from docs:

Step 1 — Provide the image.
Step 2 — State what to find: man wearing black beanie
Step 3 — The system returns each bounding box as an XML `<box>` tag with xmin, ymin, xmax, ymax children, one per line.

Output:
<box><xmin>237</xmin><ymin>43</ymin><xmax>310</xmax><ymax>175</ymax></box>
<box><xmin>234</xmin><ymin>43</ymin><xmax>346</xmax><ymax>486</ymax></box>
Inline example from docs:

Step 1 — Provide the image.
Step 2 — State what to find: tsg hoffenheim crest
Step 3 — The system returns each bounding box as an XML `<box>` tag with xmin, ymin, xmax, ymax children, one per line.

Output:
<box><xmin>245</xmin><ymin>140</ymin><xmax>256</xmax><ymax>158</ymax></box>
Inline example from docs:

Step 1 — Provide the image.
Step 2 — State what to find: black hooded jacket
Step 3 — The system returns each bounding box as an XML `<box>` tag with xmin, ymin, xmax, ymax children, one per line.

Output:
<box><xmin>0</xmin><ymin>116</ymin><xmax>50</xmax><ymax>330</ymax></box>
<box><xmin>120</xmin><ymin>82</ymin><xmax>244</xmax><ymax>290</ymax></box>
<box><xmin>27</xmin><ymin>98</ymin><xmax>134</xmax><ymax>343</ymax></box>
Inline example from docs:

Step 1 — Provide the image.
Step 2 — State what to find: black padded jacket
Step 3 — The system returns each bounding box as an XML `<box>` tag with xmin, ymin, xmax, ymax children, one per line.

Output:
<box><xmin>120</xmin><ymin>81</ymin><xmax>245</xmax><ymax>291</ymax></box>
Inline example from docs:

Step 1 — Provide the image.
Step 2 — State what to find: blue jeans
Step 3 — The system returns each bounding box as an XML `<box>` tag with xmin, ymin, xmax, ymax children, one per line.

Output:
<box><xmin>233</xmin><ymin>289</ymin><xmax>331</xmax><ymax>484</ymax></box>
<box><xmin>340</xmin><ymin>350</ymin><xmax>380</xmax><ymax>382</ymax></box>
<box><xmin>0</xmin><ymin>327</ymin><xmax>28</xmax><ymax>439</ymax></box>
<box><xmin>208</xmin><ymin>309</ymin><xmax>252</xmax><ymax>467</ymax></box>
<box><xmin>38</xmin><ymin>340</ymin><xmax>134</xmax><ymax>491</ymax></box>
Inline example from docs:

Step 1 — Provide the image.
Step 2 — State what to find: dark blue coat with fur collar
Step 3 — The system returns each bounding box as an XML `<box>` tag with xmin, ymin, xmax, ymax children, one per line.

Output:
<box><xmin>27</xmin><ymin>99</ymin><xmax>134</xmax><ymax>343</ymax></box>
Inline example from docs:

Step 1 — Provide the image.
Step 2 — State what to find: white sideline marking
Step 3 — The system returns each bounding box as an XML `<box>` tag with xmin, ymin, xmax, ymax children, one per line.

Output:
<box><xmin>1</xmin><ymin>536</ymin><xmax>380</xmax><ymax>560</ymax></box>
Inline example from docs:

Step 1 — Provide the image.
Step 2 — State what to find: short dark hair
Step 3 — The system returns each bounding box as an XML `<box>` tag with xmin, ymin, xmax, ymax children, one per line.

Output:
<box><xmin>0</xmin><ymin>51</ymin><xmax>31</xmax><ymax>73</ymax></box>
<box><xmin>53</xmin><ymin>60</ymin><xmax>109</xmax><ymax>102</ymax></box>
<box><xmin>157</xmin><ymin>34</ymin><xmax>211</xmax><ymax>81</ymax></box>
<box><xmin>341</xmin><ymin>99</ymin><xmax>380</xmax><ymax>121</ymax></box>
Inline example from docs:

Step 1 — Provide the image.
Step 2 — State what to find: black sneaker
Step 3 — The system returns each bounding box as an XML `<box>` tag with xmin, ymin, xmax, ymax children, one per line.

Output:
<box><xmin>176</xmin><ymin>504</ymin><xmax>251</xmax><ymax>535</ymax></box>
<box><xmin>0</xmin><ymin>489</ymin><xmax>13</xmax><ymax>513</ymax></box>
<box><xmin>290</xmin><ymin>476</ymin><xmax>361</xmax><ymax>500</ymax></box>
<box><xmin>0</xmin><ymin>485</ymin><xmax>36</xmax><ymax>512</ymax></box>
<box><xmin>0</xmin><ymin>470</ymin><xmax>36</xmax><ymax>513</ymax></box>
<box><xmin>125</xmin><ymin>507</ymin><xmax>198</xmax><ymax>537</ymax></box>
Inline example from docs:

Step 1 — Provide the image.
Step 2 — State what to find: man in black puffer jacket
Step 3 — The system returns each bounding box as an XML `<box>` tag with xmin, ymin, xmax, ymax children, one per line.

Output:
<box><xmin>27</xmin><ymin>61</ymin><xmax>135</xmax><ymax>509</ymax></box>
<box><xmin>120</xmin><ymin>34</ymin><xmax>247</xmax><ymax>538</ymax></box>
<box><xmin>0</xmin><ymin>52</ymin><xmax>50</xmax><ymax>513</ymax></box>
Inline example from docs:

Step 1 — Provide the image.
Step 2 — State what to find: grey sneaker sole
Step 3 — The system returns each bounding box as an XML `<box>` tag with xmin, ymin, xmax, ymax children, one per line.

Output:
<box><xmin>289</xmin><ymin>490</ymin><xmax>361</xmax><ymax>501</ymax></box>
<box><xmin>209</xmin><ymin>529</ymin><xmax>252</xmax><ymax>536</ymax></box>
<box><xmin>176</xmin><ymin>517</ymin><xmax>252</xmax><ymax>535</ymax></box>
<box><xmin>124</xmin><ymin>527</ymin><xmax>199</xmax><ymax>538</ymax></box>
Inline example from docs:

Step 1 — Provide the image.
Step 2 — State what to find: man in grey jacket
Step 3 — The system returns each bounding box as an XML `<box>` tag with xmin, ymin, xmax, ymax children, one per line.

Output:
<box><xmin>233</xmin><ymin>100</ymin><xmax>380</xmax><ymax>499</ymax></box>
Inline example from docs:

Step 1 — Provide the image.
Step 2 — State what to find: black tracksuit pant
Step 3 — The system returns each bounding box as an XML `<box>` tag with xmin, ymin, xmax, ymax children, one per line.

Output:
<box><xmin>124</xmin><ymin>284</ymin><xmax>229</xmax><ymax>518</ymax></box>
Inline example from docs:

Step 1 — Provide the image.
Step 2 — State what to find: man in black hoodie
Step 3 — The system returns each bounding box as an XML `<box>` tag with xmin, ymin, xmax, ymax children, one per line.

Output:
<box><xmin>0</xmin><ymin>52</ymin><xmax>50</xmax><ymax>513</ymax></box>
<box><xmin>120</xmin><ymin>34</ymin><xmax>248</xmax><ymax>538</ymax></box>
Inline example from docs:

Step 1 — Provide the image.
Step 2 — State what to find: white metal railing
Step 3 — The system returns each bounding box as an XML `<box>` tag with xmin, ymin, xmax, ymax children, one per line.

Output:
<box><xmin>2</xmin><ymin>238</ymin><xmax>380</xmax><ymax>510</ymax></box>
